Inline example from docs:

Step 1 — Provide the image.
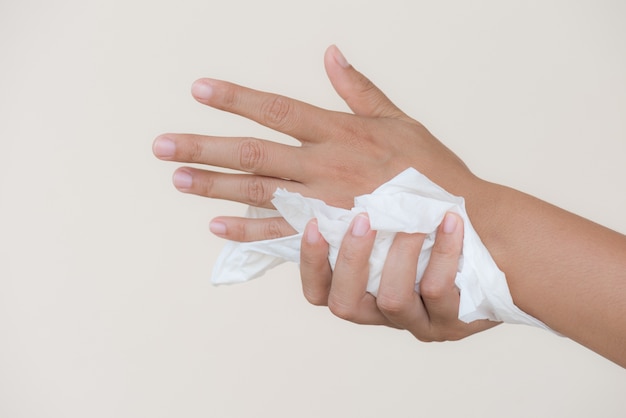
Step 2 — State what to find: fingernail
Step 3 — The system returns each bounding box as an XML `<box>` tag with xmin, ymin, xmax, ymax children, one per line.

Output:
<box><xmin>351</xmin><ymin>214</ymin><xmax>370</xmax><ymax>237</ymax></box>
<box><xmin>153</xmin><ymin>136</ymin><xmax>175</xmax><ymax>159</ymax></box>
<box><xmin>442</xmin><ymin>213</ymin><xmax>458</xmax><ymax>234</ymax></box>
<box><xmin>304</xmin><ymin>219</ymin><xmax>321</xmax><ymax>244</ymax></box>
<box><xmin>173</xmin><ymin>170</ymin><xmax>193</xmax><ymax>189</ymax></box>
<box><xmin>191</xmin><ymin>80</ymin><xmax>213</xmax><ymax>100</ymax></box>
<box><xmin>209</xmin><ymin>220</ymin><xmax>227</xmax><ymax>235</ymax></box>
<box><xmin>332</xmin><ymin>45</ymin><xmax>350</xmax><ymax>68</ymax></box>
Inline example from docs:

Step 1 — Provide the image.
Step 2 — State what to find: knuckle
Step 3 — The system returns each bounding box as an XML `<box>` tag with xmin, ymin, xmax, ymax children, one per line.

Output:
<box><xmin>356</xmin><ymin>72</ymin><xmax>377</xmax><ymax>97</ymax></box>
<box><xmin>336</xmin><ymin>244</ymin><xmax>365</xmax><ymax>269</ymax></box>
<box><xmin>238</xmin><ymin>138</ymin><xmax>266</xmax><ymax>172</ymax></box>
<box><xmin>412</xmin><ymin>326</ymin><xmax>441</xmax><ymax>343</ymax></box>
<box><xmin>260</xmin><ymin>95</ymin><xmax>293</xmax><ymax>129</ymax></box>
<box><xmin>376</xmin><ymin>292</ymin><xmax>409</xmax><ymax>317</ymax></box>
<box><xmin>426</xmin><ymin>335</ymin><xmax>446</xmax><ymax>343</ymax></box>
<box><xmin>419</xmin><ymin>279</ymin><xmax>447</xmax><ymax>303</ymax></box>
<box><xmin>187</xmin><ymin>139</ymin><xmax>205</xmax><ymax>162</ymax></box>
<box><xmin>391</xmin><ymin>233</ymin><xmax>423</xmax><ymax>258</ymax></box>
<box><xmin>432</xmin><ymin>239</ymin><xmax>459</xmax><ymax>259</ymax></box>
<box><xmin>415</xmin><ymin>334</ymin><xmax>435</xmax><ymax>343</ymax></box>
<box><xmin>430</xmin><ymin>330</ymin><xmax>449</xmax><ymax>342</ymax></box>
<box><xmin>432</xmin><ymin>229</ymin><xmax>463</xmax><ymax>258</ymax></box>
<box><xmin>338</xmin><ymin>248</ymin><xmax>359</xmax><ymax>266</ymax></box>
<box><xmin>262</xmin><ymin>219</ymin><xmax>285</xmax><ymax>240</ymax></box>
<box><xmin>302</xmin><ymin>286</ymin><xmax>328</xmax><ymax>307</ymax></box>
<box><xmin>219</xmin><ymin>83</ymin><xmax>238</xmax><ymax>109</ymax></box>
<box><xmin>198</xmin><ymin>174</ymin><xmax>216</xmax><ymax>197</ymax></box>
<box><xmin>299</xmin><ymin>249</ymin><xmax>317</xmax><ymax>266</ymax></box>
<box><xmin>233</xmin><ymin>222</ymin><xmax>248</xmax><ymax>241</ymax></box>
<box><xmin>242</xmin><ymin>177</ymin><xmax>271</xmax><ymax>207</ymax></box>
<box><xmin>418</xmin><ymin>326</ymin><xmax>462</xmax><ymax>343</ymax></box>
<box><xmin>445</xmin><ymin>332</ymin><xmax>464</xmax><ymax>342</ymax></box>
<box><xmin>327</xmin><ymin>296</ymin><xmax>357</xmax><ymax>322</ymax></box>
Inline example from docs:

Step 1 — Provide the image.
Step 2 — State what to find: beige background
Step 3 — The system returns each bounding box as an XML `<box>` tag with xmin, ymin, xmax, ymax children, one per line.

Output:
<box><xmin>1</xmin><ymin>1</ymin><xmax>625</xmax><ymax>417</ymax></box>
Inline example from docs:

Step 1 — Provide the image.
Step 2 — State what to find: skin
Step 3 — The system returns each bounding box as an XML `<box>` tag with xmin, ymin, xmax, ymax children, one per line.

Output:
<box><xmin>300</xmin><ymin>212</ymin><xmax>498</xmax><ymax>340</ymax></box>
<box><xmin>153</xmin><ymin>45</ymin><xmax>626</xmax><ymax>367</ymax></box>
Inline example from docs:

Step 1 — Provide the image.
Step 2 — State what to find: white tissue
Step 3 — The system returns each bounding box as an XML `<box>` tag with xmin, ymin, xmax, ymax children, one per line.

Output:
<box><xmin>212</xmin><ymin>168</ymin><xmax>551</xmax><ymax>330</ymax></box>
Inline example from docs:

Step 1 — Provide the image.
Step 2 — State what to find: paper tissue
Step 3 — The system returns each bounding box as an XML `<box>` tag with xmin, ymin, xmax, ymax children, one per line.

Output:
<box><xmin>211</xmin><ymin>168</ymin><xmax>551</xmax><ymax>330</ymax></box>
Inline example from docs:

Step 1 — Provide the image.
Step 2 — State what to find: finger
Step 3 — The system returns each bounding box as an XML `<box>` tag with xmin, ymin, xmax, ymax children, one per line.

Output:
<box><xmin>324</xmin><ymin>45</ymin><xmax>411</xmax><ymax>121</ymax></box>
<box><xmin>419</xmin><ymin>213</ymin><xmax>464</xmax><ymax>324</ymax></box>
<box><xmin>171</xmin><ymin>167</ymin><xmax>305</xmax><ymax>209</ymax></box>
<box><xmin>209</xmin><ymin>216</ymin><xmax>296</xmax><ymax>242</ymax></box>
<box><xmin>327</xmin><ymin>214</ymin><xmax>389</xmax><ymax>325</ymax></box>
<box><xmin>376</xmin><ymin>232</ymin><xmax>428</xmax><ymax>328</ymax></box>
<box><xmin>190</xmin><ymin>77</ymin><xmax>350</xmax><ymax>144</ymax></box>
<box><xmin>153</xmin><ymin>134</ymin><xmax>304</xmax><ymax>180</ymax></box>
<box><xmin>300</xmin><ymin>219</ymin><xmax>332</xmax><ymax>306</ymax></box>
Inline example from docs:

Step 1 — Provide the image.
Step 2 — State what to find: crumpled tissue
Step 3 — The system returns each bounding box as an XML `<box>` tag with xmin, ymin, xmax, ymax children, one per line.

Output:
<box><xmin>212</xmin><ymin>168</ymin><xmax>551</xmax><ymax>330</ymax></box>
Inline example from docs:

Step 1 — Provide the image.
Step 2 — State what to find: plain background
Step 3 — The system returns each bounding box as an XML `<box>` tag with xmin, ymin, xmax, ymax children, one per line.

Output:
<box><xmin>1</xmin><ymin>0</ymin><xmax>625</xmax><ymax>417</ymax></box>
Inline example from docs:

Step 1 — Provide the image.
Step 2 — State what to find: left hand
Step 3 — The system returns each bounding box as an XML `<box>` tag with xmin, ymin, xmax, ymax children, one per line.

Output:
<box><xmin>153</xmin><ymin>45</ymin><xmax>480</xmax><ymax>242</ymax></box>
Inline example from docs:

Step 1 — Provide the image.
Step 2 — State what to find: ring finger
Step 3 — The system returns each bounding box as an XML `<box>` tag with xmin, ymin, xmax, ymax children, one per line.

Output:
<box><xmin>153</xmin><ymin>134</ymin><xmax>305</xmax><ymax>181</ymax></box>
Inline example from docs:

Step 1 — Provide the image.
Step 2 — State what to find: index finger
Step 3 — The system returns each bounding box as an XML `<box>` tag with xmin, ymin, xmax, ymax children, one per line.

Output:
<box><xmin>191</xmin><ymin>78</ymin><xmax>351</xmax><ymax>143</ymax></box>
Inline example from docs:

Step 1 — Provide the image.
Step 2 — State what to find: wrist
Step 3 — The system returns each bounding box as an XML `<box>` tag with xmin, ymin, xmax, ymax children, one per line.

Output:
<box><xmin>457</xmin><ymin>178</ymin><xmax>511</xmax><ymax>266</ymax></box>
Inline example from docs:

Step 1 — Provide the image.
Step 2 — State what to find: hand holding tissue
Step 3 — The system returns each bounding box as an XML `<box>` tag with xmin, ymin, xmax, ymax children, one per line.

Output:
<box><xmin>212</xmin><ymin>168</ymin><xmax>551</xmax><ymax>331</ymax></box>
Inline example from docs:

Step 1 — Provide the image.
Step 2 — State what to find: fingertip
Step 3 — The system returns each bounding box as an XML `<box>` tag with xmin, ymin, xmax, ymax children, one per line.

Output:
<box><xmin>350</xmin><ymin>213</ymin><xmax>371</xmax><ymax>237</ymax></box>
<box><xmin>323</xmin><ymin>46</ymin><xmax>406</xmax><ymax>119</ymax></box>
<box><xmin>329</xmin><ymin>44</ymin><xmax>350</xmax><ymax>69</ymax></box>
<box><xmin>300</xmin><ymin>219</ymin><xmax>332</xmax><ymax>305</ymax></box>
<box><xmin>304</xmin><ymin>218</ymin><xmax>322</xmax><ymax>245</ymax></box>
<box><xmin>191</xmin><ymin>78</ymin><xmax>214</xmax><ymax>101</ymax></box>
<box><xmin>209</xmin><ymin>219</ymin><xmax>227</xmax><ymax>236</ymax></box>
<box><xmin>433</xmin><ymin>213</ymin><xmax>464</xmax><ymax>258</ymax></box>
<box><xmin>172</xmin><ymin>167</ymin><xmax>193</xmax><ymax>191</ymax></box>
<box><xmin>419</xmin><ymin>215</ymin><xmax>464</xmax><ymax>310</ymax></box>
<box><xmin>152</xmin><ymin>135</ymin><xmax>176</xmax><ymax>159</ymax></box>
<box><xmin>442</xmin><ymin>212</ymin><xmax>462</xmax><ymax>235</ymax></box>
<box><xmin>324</xmin><ymin>44</ymin><xmax>334</xmax><ymax>61</ymax></box>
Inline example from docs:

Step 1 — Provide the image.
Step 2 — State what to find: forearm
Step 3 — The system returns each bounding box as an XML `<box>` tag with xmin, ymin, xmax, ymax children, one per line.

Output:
<box><xmin>466</xmin><ymin>179</ymin><xmax>626</xmax><ymax>366</ymax></box>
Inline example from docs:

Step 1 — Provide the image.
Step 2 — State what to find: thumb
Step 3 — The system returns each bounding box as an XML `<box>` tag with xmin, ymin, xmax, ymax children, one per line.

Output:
<box><xmin>324</xmin><ymin>45</ymin><xmax>409</xmax><ymax>120</ymax></box>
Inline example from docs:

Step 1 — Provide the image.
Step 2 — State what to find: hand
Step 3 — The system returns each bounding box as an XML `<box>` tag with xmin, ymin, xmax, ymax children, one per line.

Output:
<box><xmin>300</xmin><ymin>211</ymin><xmax>498</xmax><ymax>340</ymax></box>
<box><xmin>153</xmin><ymin>45</ymin><xmax>482</xmax><ymax>242</ymax></box>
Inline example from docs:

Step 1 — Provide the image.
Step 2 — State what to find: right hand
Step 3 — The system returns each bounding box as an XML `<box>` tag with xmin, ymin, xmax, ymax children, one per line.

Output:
<box><xmin>299</xmin><ymin>212</ymin><xmax>499</xmax><ymax>341</ymax></box>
